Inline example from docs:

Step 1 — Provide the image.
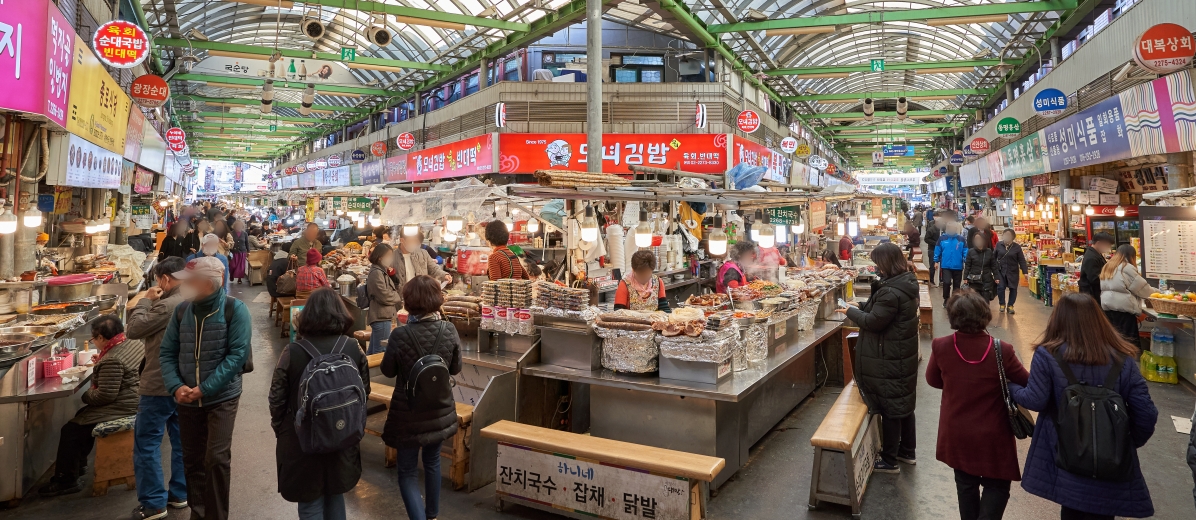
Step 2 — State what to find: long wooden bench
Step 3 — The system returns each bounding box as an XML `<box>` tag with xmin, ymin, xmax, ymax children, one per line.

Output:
<box><xmin>808</xmin><ymin>381</ymin><xmax>879</xmax><ymax>519</ymax></box>
<box><xmin>482</xmin><ymin>420</ymin><xmax>724</xmax><ymax>520</ymax></box>
<box><xmin>365</xmin><ymin>381</ymin><xmax>475</xmax><ymax>489</ymax></box>
<box><xmin>918</xmin><ymin>285</ymin><xmax>933</xmax><ymax>331</ymax></box>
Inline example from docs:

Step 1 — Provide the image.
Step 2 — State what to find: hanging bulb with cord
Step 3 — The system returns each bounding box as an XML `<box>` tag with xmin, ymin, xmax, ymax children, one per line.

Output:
<box><xmin>707</xmin><ymin>213</ymin><xmax>727</xmax><ymax>256</ymax></box>
<box><xmin>579</xmin><ymin>204</ymin><xmax>599</xmax><ymax>242</ymax></box>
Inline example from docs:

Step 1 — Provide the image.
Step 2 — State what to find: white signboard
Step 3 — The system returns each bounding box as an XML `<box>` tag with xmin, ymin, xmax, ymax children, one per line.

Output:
<box><xmin>192</xmin><ymin>55</ymin><xmax>361</xmax><ymax>85</ymax></box>
<box><xmin>63</xmin><ymin>133</ymin><xmax>123</xmax><ymax>189</ymax></box>
<box><xmin>496</xmin><ymin>443</ymin><xmax>691</xmax><ymax>520</ymax></box>
<box><xmin>1143</xmin><ymin>220</ymin><xmax>1196</xmax><ymax>281</ymax></box>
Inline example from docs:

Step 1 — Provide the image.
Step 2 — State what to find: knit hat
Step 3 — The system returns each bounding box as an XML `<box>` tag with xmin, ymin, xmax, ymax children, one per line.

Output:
<box><xmin>306</xmin><ymin>248</ymin><xmax>322</xmax><ymax>266</ymax></box>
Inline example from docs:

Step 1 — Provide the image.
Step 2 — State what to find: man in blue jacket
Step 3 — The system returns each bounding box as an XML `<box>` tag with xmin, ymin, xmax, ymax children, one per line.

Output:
<box><xmin>933</xmin><ymin>221</ymin><xmax>968</xmax><ymax>305</ymax></box>
<box><xmin>159</xmin><ymin>257</ymin><xmax>251</xmax><ymax>520</ymax></box>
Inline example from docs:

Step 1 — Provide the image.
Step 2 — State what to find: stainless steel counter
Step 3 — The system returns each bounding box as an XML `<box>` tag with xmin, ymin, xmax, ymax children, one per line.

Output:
<box><xmin>525</xmin><ymin>317</ymin><xmax>843</xmax><ymax>489</ymax></box>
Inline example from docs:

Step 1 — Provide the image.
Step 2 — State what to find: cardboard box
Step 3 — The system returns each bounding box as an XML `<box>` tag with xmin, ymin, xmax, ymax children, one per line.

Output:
<box><xmin>1075</xmin><ymin>190</ymin><xmax>1090</xmax><ymax>204</ymax></box>
<box><xmin>1099</xmin><ymin>193</ymin><xmax>1120</xmax><ymax>205</ymax></box>
<box><xmin>1090</xmin><ymin>177</ymin><xmax>1119</xmax><ymax>194</ymax></box>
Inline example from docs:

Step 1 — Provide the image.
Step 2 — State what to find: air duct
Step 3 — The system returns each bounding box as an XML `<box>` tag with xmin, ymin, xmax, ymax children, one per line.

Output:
<box><xmin>367</xmin><ymin>16</ymin><xmax>392</xmax><ymax>46</ymax></box>
<box><xmin>896</xmin><ymin>97</ymin><xmax>908</xmax><ymax>120</ymax></box>
<box><xmin>301</xmin><ymin>12</ymin><xmax>326</xmax><ymax>40</ymax></box>
<box><xmin>862</xmin><ymin>98</ymin><xmax>874</xmax><ymax>122</ymax></box>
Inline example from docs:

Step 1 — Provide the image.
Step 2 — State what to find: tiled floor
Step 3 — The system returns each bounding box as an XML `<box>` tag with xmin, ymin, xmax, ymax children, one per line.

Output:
<box><xmin>4</xmin><ymin>281</ymin><xmax>1195</xmax><ymax>519</ymax></box>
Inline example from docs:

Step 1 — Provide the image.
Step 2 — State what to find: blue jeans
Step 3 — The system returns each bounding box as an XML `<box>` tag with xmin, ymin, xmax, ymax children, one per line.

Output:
<box><xmin>134</xmin><ymin>395</ymin><xmax>187</xmax><ymax>510</ymax></box>
<box><xmin>996</xmin><ymin>272</ymin><xmax>1019</xmax><ymax>306</ymax></box>
<box><xmin>297</xmin><ymin>493</ymin><xmax>346</xmax><ymax>520</ymax></box>
<box><xmin>397</xmin><ymin>443</ymin><xmax>441</xmax><ymax>520</ymax></box>
<box><xmin>369</xmin><ymin>320</ymin><xmax>391</xmax><ymax>355</ymax></box>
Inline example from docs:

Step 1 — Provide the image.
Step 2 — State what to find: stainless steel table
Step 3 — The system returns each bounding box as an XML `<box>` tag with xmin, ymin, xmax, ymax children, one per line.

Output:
<box><xmin>524</xmin><ymin>319</ymin><xmax>842</xmax><ymax>488</ymax></box>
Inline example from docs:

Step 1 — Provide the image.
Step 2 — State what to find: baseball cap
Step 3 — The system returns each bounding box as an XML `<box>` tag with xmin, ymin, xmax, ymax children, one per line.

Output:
<box><xmin>173</xmin><ymin>256</ymin><xmax>226</xmax><ymax>280</ymax></box>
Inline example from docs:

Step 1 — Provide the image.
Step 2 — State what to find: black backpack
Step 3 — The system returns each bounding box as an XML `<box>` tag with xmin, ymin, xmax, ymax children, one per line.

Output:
<box><xmin>173</xmin><ymin>297</ymin><xmax>253</xmax><ymax>373</ymax></box>
<box><xmin>292</xmin><ymin>336</ymin><xmax>367</xmax><ymax>454</ymax></box>
<box><xmin>401</xmin><ymin>321</ymin><xmax>453</xmax><ymax>408</ymax></box>
<box><xmin>356</xmin><ymin>283</ymin><xmax>370</xmax><ymax>309</ymax></box>
<box><xmin>1051</xmin><ymin>349</ymin><xmax>1135</xmax><ymax>481</ymax></box>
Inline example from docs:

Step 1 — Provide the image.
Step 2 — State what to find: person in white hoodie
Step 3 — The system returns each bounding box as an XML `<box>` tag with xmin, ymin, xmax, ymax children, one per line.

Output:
<box><xmin>1099</xmin><ymin>244</ymin><xmax>1154</xmax><ymax>341</ymax></box>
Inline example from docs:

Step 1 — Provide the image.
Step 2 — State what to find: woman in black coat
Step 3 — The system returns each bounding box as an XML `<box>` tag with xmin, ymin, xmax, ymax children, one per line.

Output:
<box><xmin>994</xmin><ymin>229</ymin><xmax>1029</xmax><ymax>314</ymax></box>
<box><xmin>269</xmin><ymin>288</ymin><xmax>370</xmax><ymax>520</ymax></box>
<box><xmin>842</xmin><ymin>243</ymin><xmax>921</xmax><ymax>474</ymax></box>
<box><xmin>381</xmin><ymin>275</ymin><xmax>462</xmax><ymax>520</ymax></box>
<box><xmin>963</xmin><ymin>232</ymin><xmax>998</xmax><ymax>302</ymax></box>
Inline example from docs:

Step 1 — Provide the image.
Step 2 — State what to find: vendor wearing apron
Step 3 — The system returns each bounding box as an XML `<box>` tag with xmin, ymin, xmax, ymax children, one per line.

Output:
<box><xmin>716</xmin><ymin>241</ymin><xmax>759</xmax><ymax>294</ymax></box>
<box><xmin>614</xmin><ymin>250</ymin><xmax>671</xmax><ymax>312</ymax></box>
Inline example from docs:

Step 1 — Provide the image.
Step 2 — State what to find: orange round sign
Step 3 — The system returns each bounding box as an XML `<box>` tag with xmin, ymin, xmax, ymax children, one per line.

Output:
<box><xmin>371</xmin><ymin>141</ymin><xmax>387</xmax><ymax>157</ymax></box>
<box><xmin>92</xmin><ymin>21</ymin><xmax>150</xmax><ymax>69</ymax></box>
<box><xmin>130</xmin><ymin>75</ymin><xmax>169</xmax><ymax>108</ymax></box>
<box><xmin>1134</xmin><ymin>23</ymin><xmax>1194</xmax><ymax>74</ymax></box>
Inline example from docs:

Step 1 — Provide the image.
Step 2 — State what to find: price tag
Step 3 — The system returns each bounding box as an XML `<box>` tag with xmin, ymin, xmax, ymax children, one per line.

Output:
<box><xmin>27</xmin><ymin>358</ymin><xmax>38</xmax><ymax>388</ymax></box>
<box><xmin>774</xmin><ymin>319</ymin><xmax>787</xmax><ymax>340</ymax></box>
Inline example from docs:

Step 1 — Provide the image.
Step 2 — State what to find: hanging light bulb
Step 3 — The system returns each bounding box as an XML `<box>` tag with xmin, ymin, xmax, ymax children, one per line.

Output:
<box><xmin>84</xmin><ymin>219</ymin><xmax>98</xmax><ymax>234</ymax></box>
<box><xmin>1114</xmin><ymin>205</ymin><xmax>1126</xmax><ymax>217</ymax></box>
<box><xmin>1083</xmin><ymin>204</ymin><xmax>1095</xmax><ymax>216</ymax></box>
<box><xmin>402</xmin><ymin>222</ymin><xmax>419</xmax><ymax>236</ymax></box>
<box><xmin>445</xmin><ymin>206</ymin><xmax>464</xmax><ymax>233</ymax></box>
<box><xmin>757</xmin><ymin>223</ymin><xmax>776</xmax><ymax>248</ymax></box>
<box><xmin>775</xmin><ymin>225</ymin><xmax>788</xmax><ymax>244</ymax></box>
<box><xmin>837</xmin><ymin>222</ymin><xmax>846</xmax><ymax>236</ymax></box>
<box><xmin>848</xmin><ymin>218</ymin><xmax>859</xmax><ymax>238</ymax></box>
<box><xmin>708</xmin><ymin>214</ymin><xmax>727</xmax><ymax>256</ymax></box>
<box><xmin>526</xmin><ymin>218</ymin><xmax>540</xmax><ymax>233</ymax></box>
<box><xmin>369</xmin><ymin>211</ymin><xmax>382</xmax><ymax>227</ymax></box>
<box><xmin>99</xmin><ymin>220</ymin><xmax>111</xmax><ymax>232</ymax></box>
<box><xmin>1028</xmin><ymin>209</ymin><xmax>1036</xmax><ymax>218</ymax></box>
<box><xmin>579</xmin><ymin>205</ymin><xmax>599</xmax><ymax>242</ymax></box>
<box><xmin>1047</xmin><ymin>195</ymin><xmax>1056</xmax><ymax>204</ymax></box>
<box><xmin>791</xmin><ymin>220</ymin><xmax>805</xmax><ymax>235</ymax></box>
<box><xmin>1036</xmin><ymin>202</ymin><xmax>1044</xmax><ymax>211</ymax></box>
<box><xmin>23</xmin><ymin>207</ymin><xmax>42</xmax><ymax>228</ymax></box>
<box><xmin>886</xmin><ymin>217</ymin><xmax>897</xmax><ymax>228</ymax></box>
<box><xmin>158</xmin><ymin>199</ymin><xmax>169</xmax><ymax>208</ymax></box>
<box><xmin>634</xmin><ymin>210</ymin><xmax>653</xmax><ymax>248</ymax></box>
<box><xmin>0</xmin><ymin>208</ymin><xmax>17</xmax><ymax>235</ymax></box>
<box><xmin>503</xmin><ymin>216</ymin><xmax>514</xmax><ymax>232</ymax></box>
<box><xmin>1071</xmin><ymin>203</ymin><xmax>1081</xmax><ymax>213</ymax></box>
<box><xmin>442</xmin><ymin>231</ymin><xmax>458</xmax><ymax>242</ymax></box>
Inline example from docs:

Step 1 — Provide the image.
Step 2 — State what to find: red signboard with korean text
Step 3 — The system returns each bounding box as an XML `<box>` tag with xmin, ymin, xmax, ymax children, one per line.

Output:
<box><xmin>497</xmin><ymin>133</ymin><xmax>728</xmax><ymax>175</ymax></box>
<box><xmin>92</xmin><ymin>21</ymin><xmax>149</xmax><ymax>69</ymax></box>
<box><xmin>407</xmin><ymin>134</ymin><xmax>495</xmax><ymax>181</ymax></box>
<box><xmin>385</xmin><ymin>155</ymin><xmax>408</xmax><ymax>183</ymax></box>
<box><xmin>396</xmin><ymin>132</ymin><xmax>416</xmax><ymax>150</ymax></box>
<box><xmin>970</xmin><ymin>137</ymin><xmax>991</xmax><ymax>153</ymax></box>
<box><xmin>732</xmin><ymin>136</ymin><xmax>790</xmax><ymax>182</ymax></box>
<box><xmin>1134</xmin><ymin>23</ymin><xmax>1194</xmax><ymax>74</ymax></box>
<box><xmin>737</xmin><ymin>110</ymin><xmax>761</xmax><ymax>133</ymax></box>
<box><xmin>130</xmin><ymin>75</ymin><xmax>169</xmax><ymax>108</ymax></box>
<box><xmin>371</xmin><ymin>141</ymin><xmax>387</xmax><ymax>157</ymax></box>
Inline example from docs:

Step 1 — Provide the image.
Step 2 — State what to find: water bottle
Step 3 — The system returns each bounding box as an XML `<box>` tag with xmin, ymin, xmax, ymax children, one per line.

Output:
<box><xmin>1159</xmin><ymin>277</ymin><xmax>1169</xmax><ymax>293</ymax></box>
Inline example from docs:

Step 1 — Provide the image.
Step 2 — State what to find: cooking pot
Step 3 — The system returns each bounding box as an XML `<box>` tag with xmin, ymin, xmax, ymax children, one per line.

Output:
<box><xmin>0</xmin><ymin>333</ymin><xmax>38</xmax><ymax>358</ymax></box>
<box><xmin>43</xmin><ymin>277</ymin><xmax>98</xmax><ymax>303</ymax></box>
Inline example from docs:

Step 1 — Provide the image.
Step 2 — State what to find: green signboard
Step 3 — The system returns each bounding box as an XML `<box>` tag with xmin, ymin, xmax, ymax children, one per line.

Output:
<box><xmin>329</xmin><ymin>197</ymin><xmax>372</xmax><ymax>212</ymax></box>
<box><xmin>350</xmin><ymin>164</ymin><xmax>362</xmax><ymax>186</ymax></box>
<box><xmin>996</xmin><ymin>117</ymin><xmax>1021</xmax><ymax>135</ymax></box>
<box><xmin>766</xmin><ymin>206</ymin><xmax>801</xmax><ymax>226</ymax></box>
<box><xmin>341</xmin><ymin>47</ymin><xmax>356</xmax><ymax>62</ymax></box>
<box><xmin>997</xmin><ymin>131</ymin><xmax>1049</xmax><ymax>179</ymax></box>
<box><xmin>269</xmin><ymin>124</ymin><xmax>277</xmax><ymax>132</ymax></box>
<box><xmin>881</xmin><ymin>198</ymin><xmax>893</xmax><ymax>216</ymax></box>
<box><xmin>870</xmin><ymin>59</ymin><xmax>885</xmax><ymax>72</ymax></box>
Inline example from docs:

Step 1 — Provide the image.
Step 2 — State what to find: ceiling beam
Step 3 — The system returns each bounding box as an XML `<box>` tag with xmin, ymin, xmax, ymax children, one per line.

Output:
<box><xmin>182</xmin><ymin>125</ymin><xmax>318</xmax><ymax>136</ymax></box>
<box><xmin>192</xmin><ymin>136</ymin><xmax>302</xmax><ymax>144</ymax></box>
<box><xmin>783</xmin><ymin>88</ymin><xmax>995</xmax><ymax>102</ymax></box>
<box><xmin>768</xmin><ymin>60</ymin><xmax>1019</xmax><ymax>77</ymax></box>
<box><xmin>707</xmin><ymin>0</ymin><xmax>1079</xmax><ymax>33</ymax></box>
<box><xmin>837</xmin><ymin>132</ymin><xmax>956</xmax><ymax>139</ymax></box>
<box><xmin>290</xmin><ymin>1</ymin><xmax>530</xmax><ymax>32</ymax></box>
<box><xmin>155</xmin><ymin>38</ymin><xmax>452</xmax><ymax>73</ymax></box>
<box><xmin>984</xmin><ymin>0</ymin><xmax>1103</xmax><ymax>107</ymax></box>
<box><xmin>191</xmin><ymin>111</ymin><xmax>335</xmax><ymax>124</ymax></box>
<box><xmin>177</xmin><ymin>95</ymin><xmax>372</xmax><ymax>114</ymax></box>
<box><xmin>825</xmin><ymin>123</ymin><xmax>963</xmax><ymax>132</ymax></box>
<box><xmin>173</xmin><ymin>73</ymin><xmax>393</xmax><ymax>98</ymax></box>
<box><xmin>808</xmin><ymin>109</ymin><xmax>970</xmax><ymax>119</ymax></box>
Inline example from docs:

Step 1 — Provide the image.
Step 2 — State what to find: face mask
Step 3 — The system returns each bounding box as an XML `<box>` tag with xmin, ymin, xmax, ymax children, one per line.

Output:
<box><xmin>178</xmin><ymin>284</ymin><xmax>199</xmax><ymax>301</ymax></box>
<box><xmin>379</xmin><ymin>256</ymin><xmax>394</xmax><ymax>268</ymax></box>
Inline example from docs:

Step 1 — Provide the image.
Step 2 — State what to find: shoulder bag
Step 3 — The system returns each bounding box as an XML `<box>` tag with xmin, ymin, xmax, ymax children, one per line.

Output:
<box><xmin>993</xmin><ymin>338</ymin><xmax>1034</xmax><ymax>439</ymax></box>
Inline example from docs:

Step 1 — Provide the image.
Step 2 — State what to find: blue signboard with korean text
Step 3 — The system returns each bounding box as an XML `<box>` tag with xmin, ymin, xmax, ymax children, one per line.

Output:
<box><xmin>361</xmin><ymin>159</ymin><xmax>384</xmax><ymax>185</ymax></box>
<box><xmin>882</xmin><ymin>145</ymin><xmax>916</xmax><ymax>157</ymax></box>
<box><xmin>1042</xmin><ymin>95</ymin><xmax>1132</xmax><ymax>172</ymax></box>
<box><xmin>1034</xmin><ymin>88</ymin><xmax>1069</xmax><ymax>117</ymax></box>
<box><xmin>946</xmin><ymin>175</ymin><xmax>958</xmax><ymax>194</ymax></box>
<box><xmin>351</xmin><ymin>149</ymin><xmax>367</xmax><ymax>162</ymax></box>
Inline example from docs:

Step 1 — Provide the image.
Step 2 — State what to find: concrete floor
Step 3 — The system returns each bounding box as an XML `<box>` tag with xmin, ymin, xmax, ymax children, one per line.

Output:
<box><xmin>4</xmin><ymin>281</ymin><xmax>1196</xmax><ymax>520</ymax></box>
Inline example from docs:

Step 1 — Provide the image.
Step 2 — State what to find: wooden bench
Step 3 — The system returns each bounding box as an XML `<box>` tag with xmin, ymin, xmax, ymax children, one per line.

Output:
<box><xmin>483</xmin><ymin>420</ymin><xmax>724</xmax><ymax>519</ymax></box>
<box><xmin>918</xmin><ymin>285</ymin><xmax>933</xmax><ymax>331</ymax></box>
<box><xmin>808</xmin><ymin>381</ymin><xmax>879</xmax><ymax>519</ymax></box>
<box><xmin>247</xmin><ymin>250</ymin><xmax>270</xmax><ymax>286</ymax></box>
<box><xmin>914</xmin><ymin>261</ymin><xmax>929</xmax><ymax>282</ymax></box>
<box><xmin>364</xmin><ymin>382</ymin><xmax>474</xmax><ymax>489</ymax></box>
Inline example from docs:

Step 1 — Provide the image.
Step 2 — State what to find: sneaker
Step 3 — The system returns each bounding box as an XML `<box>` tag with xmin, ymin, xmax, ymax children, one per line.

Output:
<box><xmin>38</xmin><ymin>478</ymin><xmax>82</xmax><ymax>497</ymax></box>
<box><xmin>998</xmin><ymin>305</ymin><xmax>1006</xmax><ymax>313</ymax></box>
<box><xmin>1007</xmin><ymin>307</ymin><xmax>1016</xmax><ymax>315</ymax></box>
<box><xmin>874</xmin><ymin>459</ymin><xmax>901</xmax><ymax>474</ymax></box>
<box><xmin>896</xmin><ymin>456</ymin><xmax>917</xmax><ymax>465</ymax></box>
<box><xmin>131</xmin><ymin>506</ymin><xmax>167</xmax><ymax>520</ymax></box>
<box><xmin>168</xmin><ymin>495</ymin><xmax>189</xmax><ymax>509</ymax></box>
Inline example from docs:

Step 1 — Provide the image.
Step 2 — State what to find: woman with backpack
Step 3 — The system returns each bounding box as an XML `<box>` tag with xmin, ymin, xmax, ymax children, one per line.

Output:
<box><xmin>926</xmin><ymin>290</ymin><xmax>1029</xmax><ymax>520</ymax></box>
<box><xmin>268</xmin><ymin>288</ymin><xmax>370</xmax><ymax>520</ymax></box>
<box><xmin>1010</xmin><ymin>292</ymin><xmax>1158</xmax><ymax>520</ymax></box>
<box><xmin>365</xmin><ymin>244</ymin><xmax>402</xmax><ymax>355</ymax></box>
<box><xmin>381</xmin><ymin>275</ymin><xmax>463</xmax><ymax>520</ymax></box>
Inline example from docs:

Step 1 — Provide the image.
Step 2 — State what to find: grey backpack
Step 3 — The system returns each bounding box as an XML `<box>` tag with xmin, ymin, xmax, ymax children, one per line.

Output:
<box><xmin>293</xmin><ymin>337</ymin><xmax>366</xmax><ymax>454</ymax></box>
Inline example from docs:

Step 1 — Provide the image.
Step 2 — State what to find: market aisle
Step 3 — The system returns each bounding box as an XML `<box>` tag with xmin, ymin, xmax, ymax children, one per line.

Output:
<box><xmin>6</xmin><ymin>283</ymin><xmax>1195</xmax><ymax>520</ymax></box>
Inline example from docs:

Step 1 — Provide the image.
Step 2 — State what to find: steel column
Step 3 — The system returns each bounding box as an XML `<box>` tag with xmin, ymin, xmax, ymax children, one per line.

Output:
<box><xmin>586</xmin><ymin>0</ymin><xmax>602</xmax><ymax>174</ymax></box>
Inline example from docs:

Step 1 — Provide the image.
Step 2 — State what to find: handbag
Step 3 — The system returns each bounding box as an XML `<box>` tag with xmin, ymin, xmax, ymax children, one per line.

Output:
<box><xmin>993</xmin><ymin>338</ymin><xmax>1035</xmax><ymax>439</ymax></box>
<box><xmin>277</xmin><ymin>258</ymin><xmax>298</xmax><ymax>295</ymax></box>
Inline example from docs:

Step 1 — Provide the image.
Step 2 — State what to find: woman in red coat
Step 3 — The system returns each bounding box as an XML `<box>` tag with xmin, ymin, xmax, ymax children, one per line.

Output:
<box><xmin>926</xmin><ymin>289</ymin><xmax>1029</xmax><ymax>520</ymax></box>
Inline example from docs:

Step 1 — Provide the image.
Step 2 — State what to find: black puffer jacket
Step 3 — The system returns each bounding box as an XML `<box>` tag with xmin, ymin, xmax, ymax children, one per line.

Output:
<box><xmin>962</xmin><ymin>247</ymin><xmax>998</xmax><ymax>301</ymax></box>
<box><xmin>380</xmin><ymin>315</ymin><xmax>462</xmax><ymax>448</ymax></box>
<box><xmin>846</xmin><ymin>271</ymin><xmax>920</xmax><ymax>418</ymax></box>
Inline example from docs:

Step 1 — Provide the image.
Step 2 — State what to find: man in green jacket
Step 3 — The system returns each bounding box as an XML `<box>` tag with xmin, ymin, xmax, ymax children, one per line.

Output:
<box><xmin>159</xmin><ymin>257</ymin><xmax>251</xmax><ymax>520</ymax></box>
<box><xmin>288</xmin><ymin>222</ymin><xmax>321</xmax><ymax>259</ymax></box>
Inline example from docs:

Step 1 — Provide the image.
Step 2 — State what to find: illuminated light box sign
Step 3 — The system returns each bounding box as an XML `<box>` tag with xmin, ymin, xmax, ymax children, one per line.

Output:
<box><xmin>498</xmin><ymin>133</ymin><xmax>728</xmax><ymax>175</ymax></box>
<box><xmin>0</xmin><ymin>0</ymin><xmax>75</xmax><ymax>128</ymax></box>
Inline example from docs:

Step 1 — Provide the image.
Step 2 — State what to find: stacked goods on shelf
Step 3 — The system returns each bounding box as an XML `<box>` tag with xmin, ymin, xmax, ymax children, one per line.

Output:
<box><xmin>532</xmin><ymin>280</ymin><xmax>590</xmax><ymax>311</ymax></box>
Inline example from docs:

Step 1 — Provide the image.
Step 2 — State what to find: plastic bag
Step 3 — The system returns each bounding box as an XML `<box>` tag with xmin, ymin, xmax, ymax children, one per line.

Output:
<box><xmin>540</xmin><ymin>199</ymin><xmax>567</xmax><ymax>230</ymax></box>
<box><xmin>727</xmin><ymin>162</ymin><xmax>767</xmax><ymax>190</ymax></box>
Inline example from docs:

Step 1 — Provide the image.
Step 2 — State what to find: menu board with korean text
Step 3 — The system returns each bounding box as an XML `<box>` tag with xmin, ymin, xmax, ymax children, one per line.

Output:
<box><xmin>131</xmin><ymin>205</ymin><xmax>153</xmax><ymax>229</ymax></box>
<box><xmin>63</xmin><ymin>133</ymin><xmax>123</xmax><ymax>189</ymax></box>
<box><xmin>1143</xmin><ymin>220</ymin><xmax>1196</xmax><ymax>281</ymax></box>
<box><xmin>495</xmin><ymin>443</ymin><xmax>691</xmax><ymax>520</ymax></box>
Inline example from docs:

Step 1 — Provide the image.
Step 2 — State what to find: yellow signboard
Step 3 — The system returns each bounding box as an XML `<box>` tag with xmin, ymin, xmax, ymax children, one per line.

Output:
<box><xmin>306</xmin><ymin>197</ymin><xmax>317</xmax><ymax>222</ymax></box>
<box><xmin>1012</xmin><ymin>184</ymin><xmax>1025</xmax><ymax>205</ymax></box>
<box><xmin>66</xmin><ymin>35</ymin><xmax>131</xmax><ymax>154</ymax></box>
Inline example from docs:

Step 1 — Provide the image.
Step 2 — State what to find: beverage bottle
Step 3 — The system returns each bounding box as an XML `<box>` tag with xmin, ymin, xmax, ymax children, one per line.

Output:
<box><xmin>287</xmin><ymin>59</ymin><xmax>296</xmax><ymax>79</ymax></box>
<box><xmin>299</xmin><ymin>60</ymin><xmax>308</xmax><ymax>80</ymax></box>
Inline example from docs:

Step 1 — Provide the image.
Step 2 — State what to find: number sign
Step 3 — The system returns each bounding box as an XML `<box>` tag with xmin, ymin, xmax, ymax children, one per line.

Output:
<box><xmin>130</xmin><ymin>75</ymin><xmax>169</xmax><ymax>108</ymax></box>
<box><xmin>1134</xmin><ymin>23</ymin><xmax>1194</xmax><ymax>74</ymax></box>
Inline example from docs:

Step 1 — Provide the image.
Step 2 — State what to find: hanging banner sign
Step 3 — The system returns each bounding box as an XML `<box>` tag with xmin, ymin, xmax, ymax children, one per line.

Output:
<box><xmin>168</xmin><ymin>141</ymin><xmax>186</xmax><ymax>153</ymax></box>
<box><xmin>498</xmin><ymin>133</ymin><xmax>729</xmax><ymax>175</ymax></box>
<box><xmin>766</xmin><ymin>206</ymin><xmax>801</xmax><ymax>226</ymax></box>
<box><xmin>133</xmin><ymin>166</ymin><xmax>155</xmax><ymax>194</ymax></box>
<box><xmin>129</xmin><ymin>75</ymin><xmax>169</xmax><ymax>108</ymax></box>
<box><xmin>962</xmin><ymin>145</ymin><xmax>977</xmax><ymax>158</ymax></box>
<box><xmin>67</xmin><ymin>34</ymin><xmax>132</xmax><ymax>154</ymax></box>
<box><xmin>407</xmin><ymin>133</ymin><xmax>495</xmax><ymax>182</ymax></box>
<box><xmin>808</xmin><ymin>156</ymin><xmax>828</xmax><ymax>169</ymax></box>
<box><xmin>780</xmin><ymin>136</ymin><xmax>798</xmax><ymax>154</ymax></box>
<box><xmin>295</xmin><ymin>163</ymin><xmax>306</xmax><ymax>174</ymax></box>
<box><xmin>351</xmin><ymin>149</ymin><xmax>367</xmax><ymax>162</ymax></box>
<box><xmin>809</xmin><ymin>201</ymin><xmax>827</xmax><ymax>232</ymax></box>
<box><xmin>0</xmin><ymin>1</ymin><xmax>75</xmax><ymax>129</ymax></box>
<box><xmin>1133</xmin><ymin>23</ymin><xmax>1194</xmax><ymax>74</ymax></box>
<box><xmin>970</xmin><ymin>137</ymin><xmax>991</xmax><ymax>153</ymax></box>
<box><xmin>315</xmin><ymin>157</ymin><xmax>328</xmax><ymax>170</ymax></box>
<box><xmin>1033</xmin><ymin>88</ymin><xmax>1069</xmax><ymax>117</ymax></box>
<box><xmin>361</xmin><ymin>160</ymin><xmax>385</xmax><ymax>185</ymax></box>
<box><xmin>736</xmin><ymin>110</ymin><xmax>761</xmax><ymax>133</ymax></box>
<box><xmin>996</xmin><ymin>117</ymin><xmax>1022</xmax><ymax>135</ymax></box>
<box><xmin>395</xmin><ymin>132</ymin><xmax>415</xmax><ymax>151</ymax></box>
<box><xmin>734</xmin><ymin>137</ymin><xmax>791</xmax><ymax>182</ymax></box>
<box><xmin>695</xmin><ymin>103</ymin><xmax>708</xmax><ymax>129</ymax></box>
<box><xmin>285</xmin><ymin>166</ymin><xmax>296</xmax><ymax>175</ymax></box>
<box><xmin>327</xmin><ymin>154</ymin><xmax>342</xmax><ymax>167</ymax></box>
<box><xmin>882</xmin><ymin>145</ymin><xmax>915</xmax><ymax>157</ymax></box>
<box><xmin>494</xmin><ymin>102</ymin><xmax>507</xmax><ymax>128</ymax></box>
<box><xmin>165</xmin><ymin>127</ymin><xmax>186</xmax><ymax>150</ymax></box>
<box><xmin>371</xmin><ymin>141</ymin><xmax>388</xmax><ymax>156</ymax></box>
<box><xmin>385</xmin><ymin>154</ymin><xmax>408</xmax><ymax>183</ymax></box>
<box><xmin>949</xmin><ymin>150</ymin><xmax>964</xmax><ymax>165</ymax></box>
<box><xmin>793</xmin><ymin>140</ymin><xmax>811</xmax><ymax>158</ymax></box>
<box><xmin>91</xmin><ymin>21</ymin><xmax>150</xmax><ymax>69</ymax></box>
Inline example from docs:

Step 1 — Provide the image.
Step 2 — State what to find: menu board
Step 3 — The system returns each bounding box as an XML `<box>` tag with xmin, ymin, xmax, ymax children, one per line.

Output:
<box><xmin>1143</xmin><ymin>220</ymin><xmax>1196</xmax><ymax>281</ymax></box>
<box><xmin>63</xmin><ymin>133</ymin><xmax>123</xmax><ymax>189</ymax></box>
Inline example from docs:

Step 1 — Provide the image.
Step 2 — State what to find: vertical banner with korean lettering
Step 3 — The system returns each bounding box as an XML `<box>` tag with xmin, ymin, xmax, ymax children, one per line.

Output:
<box><xmin>0</xmin><ymin>0</ymin><xmax>75</xmax><ymax>128</ymax></box>
<box><xmin>497</xmin><ymin>134</ymin><xmax>728</xmax><ymax>175</ymax></box>
<box><xmin>809</xmin><ymin>201</ymin><xmax>827</xmax><ymax>232</ymax></box>
<box><xmin>731</xmin><ymin>136</ymin><xmax>790</xmax><ymax>182</ymax></box>
<box><xmin>496</xmin><ymin>443</ymin><xmax>691</xmax><ymax>520</ymax></box>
